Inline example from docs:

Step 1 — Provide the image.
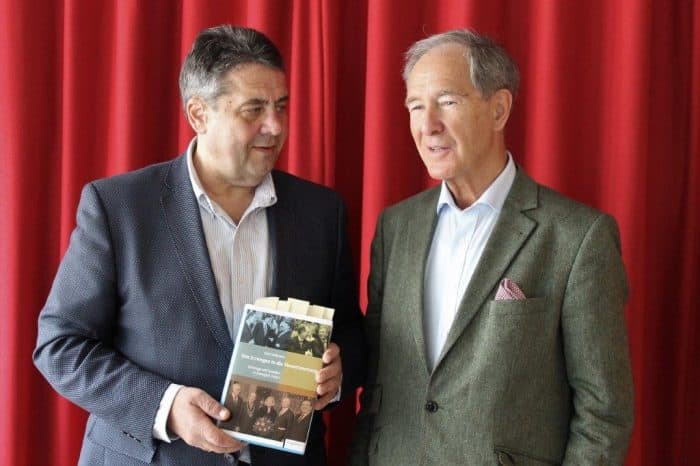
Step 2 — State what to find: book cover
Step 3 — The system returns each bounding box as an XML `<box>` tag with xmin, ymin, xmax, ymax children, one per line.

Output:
<box><xmin>218</xmin><ymin>298</ymin><xmax>334</xmax><ymax>455</ymax></box>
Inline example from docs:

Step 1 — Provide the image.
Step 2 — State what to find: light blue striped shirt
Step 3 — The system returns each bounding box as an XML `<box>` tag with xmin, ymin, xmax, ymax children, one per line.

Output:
<box><xmin>423</xmin><ymin>153</ymin><xmax>516</xmax><ymax>370</ymax></box>
<box><xmin>186</xmin><ymin>139</ymin><xmax>277</xmax><ymax>338</ymax></box>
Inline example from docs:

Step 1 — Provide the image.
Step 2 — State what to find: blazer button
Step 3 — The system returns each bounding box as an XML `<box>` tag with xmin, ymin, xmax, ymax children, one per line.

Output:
<box><xmin>497</xmin><ymin>451</ymin><xmax>515</xmax><ymax>465</ymax></box>
<box><xmin>424</xmin><ymin>400</ymin><xmax>438</xmax><ymax>413</ymax></box>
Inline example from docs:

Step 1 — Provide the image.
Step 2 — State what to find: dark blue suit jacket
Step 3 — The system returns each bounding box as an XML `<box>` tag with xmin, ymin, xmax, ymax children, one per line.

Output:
<box><xmin>33</xmin><ymin>153</ymin><xmax>366</xmax><ymax>465</ymax></box>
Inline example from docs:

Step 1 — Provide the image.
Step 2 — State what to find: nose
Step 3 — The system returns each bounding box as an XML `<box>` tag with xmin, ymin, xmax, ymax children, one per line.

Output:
<box><xmin>421</xmin><ymin>106</ymin><xmax>444</xmax><ymax>135</ymax></box>
<box><xmin>261</xmin><ymin>107</ymin><xmax>286</xmax><ymax>136</ymax></box>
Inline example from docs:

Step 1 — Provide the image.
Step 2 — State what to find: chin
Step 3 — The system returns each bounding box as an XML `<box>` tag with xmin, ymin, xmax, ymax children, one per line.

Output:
<box><xmin>425</xmin><ymin>166</ymin><xmax>453</xmax><ymax>182</ymax></box>
<box><xmin>259</xmin><ymin>163</ymin><xmax>276</xmax><ymax>177</ymax></box>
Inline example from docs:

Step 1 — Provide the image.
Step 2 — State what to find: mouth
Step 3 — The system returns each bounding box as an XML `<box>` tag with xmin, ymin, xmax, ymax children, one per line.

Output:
<box><xmin>426</xmin><ymin>145</ymin><xmax>451</xmax><ymax>155</ymax></box>
<box><xmin>252</xmin><ymin>145</ymin><xmax>277</xmax><ymax>153</ymax></box>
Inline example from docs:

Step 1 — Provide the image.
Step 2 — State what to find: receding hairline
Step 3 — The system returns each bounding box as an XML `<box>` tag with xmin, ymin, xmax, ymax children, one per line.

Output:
<box><xmin>403</xmin><ymin>38</ymin><xmax>472</xmax><ymax>82</ymax></box>
<box><xmin>402</xmin><ymin>29</ymin><xmax>520</xmax><ymax>99</ymax></box>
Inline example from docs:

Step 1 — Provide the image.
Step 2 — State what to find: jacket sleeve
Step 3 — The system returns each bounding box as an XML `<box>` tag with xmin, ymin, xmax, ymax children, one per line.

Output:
<box><xmin>33</xmin><ymin>183</ymin><xmax>171</xmax><ymax>445</ymax></box>
<box><xmin>561</xmin><ymin>213</ymin><xmax>634</xmax><ymax>464</ymax></box>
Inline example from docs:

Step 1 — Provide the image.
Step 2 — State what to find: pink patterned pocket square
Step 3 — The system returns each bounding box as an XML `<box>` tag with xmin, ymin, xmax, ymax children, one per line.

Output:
<box><xmin>495</xmin><ymin>278</ymin><xmax>526</xmax><ymax>300</ymax></box>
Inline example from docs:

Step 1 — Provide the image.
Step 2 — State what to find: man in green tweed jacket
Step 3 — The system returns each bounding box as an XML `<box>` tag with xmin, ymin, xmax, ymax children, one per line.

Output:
<box><xmin>349</xmin><ymin>29</ymin><xmax>634</xmax><ymax>465</ymax></box>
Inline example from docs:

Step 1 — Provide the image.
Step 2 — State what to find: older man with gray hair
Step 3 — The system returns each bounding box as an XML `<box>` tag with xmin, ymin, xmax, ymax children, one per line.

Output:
<box><xmin>349</xmin><ymin>29</ymin><xmax>633</xmax><ymax>465</ymax></box>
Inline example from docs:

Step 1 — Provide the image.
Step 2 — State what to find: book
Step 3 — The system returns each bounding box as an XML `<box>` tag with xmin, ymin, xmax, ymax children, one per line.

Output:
<box><xmin>218</xmin><ymin>297</ymin><xmax>334</xmax><ymax>455</ymax></box>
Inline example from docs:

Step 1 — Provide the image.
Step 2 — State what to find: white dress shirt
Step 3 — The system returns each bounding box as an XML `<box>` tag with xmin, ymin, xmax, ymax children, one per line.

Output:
<box><xmin>423</xmin><ymin>153</ymin><xmax>516</xmax><ymax>370</ymax></box>
<box><xmin>153</xmin><ymin>138</ymin><xmax>276</xmax><ymax>464</ymax></box>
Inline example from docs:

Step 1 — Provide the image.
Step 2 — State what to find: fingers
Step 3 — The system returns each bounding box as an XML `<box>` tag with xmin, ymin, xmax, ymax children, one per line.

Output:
<box><xmin>317</xmin><ymin>343</ymin><xmax>341</xmax><ymax>384</ymax></box>
<box><xmin>316</xmin><ymin>361</ymin><xmax>341</xmax><ymax>387</ymax></box>
<box><xmin>167</xmin><ymin>386</ymin><xmax>246</xmax><ymax>454</ymax></box>
<box><xmin>314</xmin><ymin>343</ymin><xmax>342</xmax><ymax>410</ymax></box>
<box><xmin>197</xmin><ymin>423</ymin><xmax>243</xmax><ymax>454</ymax></box>
<box><xmin>321</xmin><ymin>342</ymin><xmax>340</xmax><ymax>364</ymax></box>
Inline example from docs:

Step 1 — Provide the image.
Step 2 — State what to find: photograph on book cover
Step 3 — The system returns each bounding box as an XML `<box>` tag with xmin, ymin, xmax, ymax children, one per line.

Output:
<box><xmin>219</xmin><ymin>380</ymin><xmax>315</xmax><ymax>453</ymax></box>
<box><xmin>239</xmin><ymin>309</ymin><xmax>331</xmax><ymax>357</ymax></box>
<box><xmin>219</xmin><ymin>304</ymin><xmax>333</xmax><ymax>454</ymax></box>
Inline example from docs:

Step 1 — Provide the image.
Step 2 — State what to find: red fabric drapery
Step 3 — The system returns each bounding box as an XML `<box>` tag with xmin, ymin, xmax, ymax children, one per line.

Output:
<box><xmin>1</xmin><ymin>1</ymin><xmax>698</xmax><ymax>465</ymax></box>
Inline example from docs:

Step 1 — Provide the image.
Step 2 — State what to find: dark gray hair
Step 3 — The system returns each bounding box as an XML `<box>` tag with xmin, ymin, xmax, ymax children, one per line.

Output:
<box><xmin>403</xmin><ymin>29</ymin><xmax>519</xmax><ymax>99</ymax></box>
<box><xmin>179</xmin><ymin>25</ymin><xmax>284</xmax><ymax>109</ymax></box>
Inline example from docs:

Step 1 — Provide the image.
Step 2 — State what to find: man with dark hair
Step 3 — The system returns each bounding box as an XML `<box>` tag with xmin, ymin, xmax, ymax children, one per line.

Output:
<box><xmin>271</xmin><ymin>396</ymin><xmax>295</xmax><ymax>441</ymax></box>
<box><xmin>288</xmin><ymin>324</ymin><xmax>313</xmax><ymax>356</ymax></box>
<box><xmin>238</xmin><ymin>391</ymin><xmax>260</xmax><ymax>435</ymax></box>
<box><xmin>219</xmin><ymin>382</ymin><xmax>244</xmax><ymax>432</ymax></box>
<box><xmin>252</xmin><ymin>395</ymin><xmax>278</xmax><ymax>438</ymax></box>
<box><xmin>262</xmin><ymin>315</ymin><xmax>279</xmax><ymax>348</ymax></box>
<box><xmin>350</xmin><ymin>29</ymin><xmax>633</xmax><ymax>465</ymax></box>
<box><xmin>241</xmin><ymin>312</ymin><xmax>266</xmax><ymax>345</ymax></box>
<box><xmin>34</xmin><ymin>24</ymin><xmax>365</xmax><ymax>466</ymax></box>
<box><xmin>287</xmin><ymin>400</ymin><xmax>314</xmax><ymax>443</ymax></box>
<box><xmin>273</xmin><ymin>319</ymin><xmax>293</xmax><ymax>350</ymax></box>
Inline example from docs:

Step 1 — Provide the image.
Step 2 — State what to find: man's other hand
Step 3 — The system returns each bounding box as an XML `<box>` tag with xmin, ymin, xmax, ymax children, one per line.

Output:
<box><xmin>314</xmin><ymin>342</ymin><xmax>342</xmax><ymax>410</ymax></box>
<box><xmin>167</xmin><ymin>386</ymin><xmax>245</xmax><ymax>453</ymax></box>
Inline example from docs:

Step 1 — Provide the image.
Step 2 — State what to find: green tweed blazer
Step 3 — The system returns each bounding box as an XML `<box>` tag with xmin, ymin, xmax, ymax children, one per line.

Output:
<box><xmin>349</xmin><ymin>168</ymin><xmax>634</xmax><ymax>465</ymax></box>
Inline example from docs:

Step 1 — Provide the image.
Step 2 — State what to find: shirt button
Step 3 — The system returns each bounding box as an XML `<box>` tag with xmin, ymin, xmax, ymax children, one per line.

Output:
<box><xmin>424</xmin><ymin>400</ymin><xmax>438</xmax><ymax>413</ymax></box>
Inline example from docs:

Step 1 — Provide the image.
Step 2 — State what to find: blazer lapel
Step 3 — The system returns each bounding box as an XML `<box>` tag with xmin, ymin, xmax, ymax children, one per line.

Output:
<box><xmin>435</xmin><ymin>168</ymin><xmax>539</xmax><ymax>369</ymax></box>
<box><xmin>403</xmin><ymin>187</ymin><xmax>441</xmax><ymax>375</ymax></box>
<box><xmin>160</xmin><ymin>154</ymin><xmax>233</xmax><ymax>353</ymax></box>
<box><xmin>267</xmin><ymin>173</ymin><xmax>296</xmax><ymax>298</ymax></box>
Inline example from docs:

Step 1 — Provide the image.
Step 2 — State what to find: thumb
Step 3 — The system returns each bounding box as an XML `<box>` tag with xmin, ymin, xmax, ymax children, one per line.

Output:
<box><xmin>193</xmin><ymin>390</ymin><xmax>230</xmax><ymax>421</ymax></box>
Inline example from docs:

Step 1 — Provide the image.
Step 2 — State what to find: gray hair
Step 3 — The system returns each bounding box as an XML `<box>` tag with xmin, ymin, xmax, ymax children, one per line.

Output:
<box><xmin>179</xmin><ymin>25</ymin><xmax>284</xmax><ymax>109</ymax></box>
<box><xmin>403</xmin><ymin>29</ymin><xmax>519</xmax><ymax>99</ymax></box>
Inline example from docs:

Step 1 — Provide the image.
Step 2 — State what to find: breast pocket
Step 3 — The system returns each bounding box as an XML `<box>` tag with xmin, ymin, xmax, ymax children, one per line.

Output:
<box><xmin>482</xmin><ymin>297</ymin><xmax>556</xmax><ymax>368</ymax></box>
<box><xmin>489</xmin><ymin>297</ymin><xmax>547</xmax><ymax>315</ymax></box>
<box><xmin>494</xmin><ymin>447</ymin><xmax>560</xmax><ymax>465</ymax></box>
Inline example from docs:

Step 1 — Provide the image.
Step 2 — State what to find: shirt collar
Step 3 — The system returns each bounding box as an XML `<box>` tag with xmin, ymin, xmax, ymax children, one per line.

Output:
<box><xmin>436</xmin><ymin>151</ymin><xmax>516</xmax><ymax>214</ymax></box>
<box><xmin>185</xmin><ymin>137</ymin><xmax>277</xmax><ymax>216</ymax></box>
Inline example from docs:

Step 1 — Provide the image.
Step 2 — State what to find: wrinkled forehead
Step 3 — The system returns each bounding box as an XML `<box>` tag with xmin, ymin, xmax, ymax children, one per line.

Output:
<box><xmin>406</xmin><ymin>44</ymin><xmax>472</xmax><ymax>95</ymax></box>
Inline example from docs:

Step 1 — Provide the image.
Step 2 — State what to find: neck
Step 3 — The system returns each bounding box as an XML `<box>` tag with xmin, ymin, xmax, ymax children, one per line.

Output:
<box><xmin>193</xmin><ymin>153</ymin><xmax>257</xmax><ymax>223</ymax></box>
<box><xmin>447</xmin><ymin>149</ymin><xmax>508</xmax><ymax>209</ymax></box>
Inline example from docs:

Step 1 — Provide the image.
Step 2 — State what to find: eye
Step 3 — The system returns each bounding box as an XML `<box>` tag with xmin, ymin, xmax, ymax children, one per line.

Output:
<box><xmin>242</xmin><ymin>106</ymin><xmax>264</xmax><ymax>118</ymax></box>
<box><xmin>407</xmin><ymin>104</ymin><xmax>424</xmax><ymax>113</ymax></box>
<box><xmin>439</xmin><ymin>99</ymin><xmax>457</xmax><ymax>107</ymax></box>
<box><xmin>275</xmin><ymin>102</ymin><xmax>288</xmax><ymax>112</ymax></box>
<box><xmin>239</xmin><ymin>106</ymin><xmax>267</xmax><ymax>121</ymax></box>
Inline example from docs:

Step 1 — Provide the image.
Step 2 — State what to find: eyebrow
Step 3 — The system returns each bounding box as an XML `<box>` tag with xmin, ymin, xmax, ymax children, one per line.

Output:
<box><xmin>404</xmin><ymin>89</ymin><xmax>469</xmax><ymax>107</ymax></box>
<box><xmin>437</xmin><ymin>89</ymin><xmax>468</xmax><ymax>98</ymax></box>
<box><xmin>240</xmin><ymin>96</ymin><xmax>290</xmax><ymax>106</ymax></box>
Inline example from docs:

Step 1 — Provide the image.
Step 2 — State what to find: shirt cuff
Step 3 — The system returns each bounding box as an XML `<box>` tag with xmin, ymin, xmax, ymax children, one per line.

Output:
<box><xmin>152</xmin><ymin>383</ymin><xmax>184</xmax><ymax>442</ymax></box>
<box><xmin>331</xmin><ymin>375</ymin><xmax>342</xmax><ymax>403</ymax></box>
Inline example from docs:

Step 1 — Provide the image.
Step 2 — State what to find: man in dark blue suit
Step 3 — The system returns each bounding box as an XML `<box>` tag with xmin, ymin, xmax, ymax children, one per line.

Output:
<box><xmin>33</xmin><ymin>24</ymin><xmax>365</xmax><ymax>466</ymax></box>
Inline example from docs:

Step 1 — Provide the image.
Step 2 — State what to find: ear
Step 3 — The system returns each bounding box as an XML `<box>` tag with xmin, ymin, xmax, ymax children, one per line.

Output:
<box><xmin>185</xmin><ymin>97</ymin><xmax>208</xmax><ymax>134</ymax></box>
<box><xmin>491</xmin><ymin>89</ymin><xmax>513</xmax><ymax>131</ymax></box>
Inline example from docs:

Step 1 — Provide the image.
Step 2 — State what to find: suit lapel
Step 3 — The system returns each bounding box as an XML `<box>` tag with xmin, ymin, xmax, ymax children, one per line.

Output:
<box><xmin>435</xmin><ymin>168</ymin><xmax>539</xmax><ymax>369</ymax></box>
<box><xmin>160</xmin><ymin>154</ymin><xmax>233</xmax><ymax>353</ymax></box>
<box><xmin>267</xmin><ymin>172</ymin><xmax>296</xmax><ymax>298</ymax></box>
<box><xmin>403</xmin><ymin>187</ymin><xmax>441</xmax><ymax>374</ymax></box>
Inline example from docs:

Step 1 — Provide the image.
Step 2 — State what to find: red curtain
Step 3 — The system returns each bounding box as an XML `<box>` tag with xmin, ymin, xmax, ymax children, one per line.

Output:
<box><xmin>1</xmin><ymin>1</ymin><xmax>698</xmax><ymax>465</ymax></box>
